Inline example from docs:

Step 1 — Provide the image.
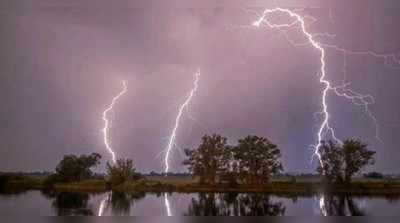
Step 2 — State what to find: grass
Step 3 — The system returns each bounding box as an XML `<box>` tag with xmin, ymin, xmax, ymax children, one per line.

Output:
<box><xmin>2</xmin><ymin>174</ymin><xmax>400</xmax><ymax>195</ymax></box>
<box><xmin>53</xmin><ymin>180</ymin><xmax>107</xmax><ymax>192</ymax></box>
<box><xmin>145</xmin><ymin>175</ymin><xmax>196</xmax><ymax>185</ymax></box>
<box><xmin>0</xmin><ymin>175</ymin><xmax>45</xmax><ymax>191</ymax></box>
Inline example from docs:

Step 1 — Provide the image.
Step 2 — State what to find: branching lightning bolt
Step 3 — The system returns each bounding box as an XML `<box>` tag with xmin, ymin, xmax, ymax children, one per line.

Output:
<box><xmin>252</xmin><ymin>7</ymin><xmax>398</xmax><ymax>171</ymax></box>
<box><xmin>253</xmin><ymin>8</ymin><xmax>337</xmax><ymax>169</ymax></box>
<box><xmin>164</xmin><ymin>70</ymin><xmax>201</xmax><ymax>174</ymax></box>
<box><xmin>253</xmin><ymin>7</ymin><xmax>399</xmax><ymax>216</ymax></box>
<box><xmin>102</xmin><ymin>81</ymin><xmax>128</xmax><ymax>164</ymax></box>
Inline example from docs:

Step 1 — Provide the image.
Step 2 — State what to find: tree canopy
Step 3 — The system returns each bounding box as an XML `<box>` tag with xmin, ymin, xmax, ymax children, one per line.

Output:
<box><xmin>54</xmin><ymin>153</ymin><xmax>102</xmax><ymax>182</ymax></box>
<box><xmin>317</xmin><ymin>139</ymin><xmax>376</xmax><ymax>183</ymax></box>
<box><xmin>183</xmin><ymin>134</ymin><xmax>283</xmax><ymax>185</ymax></box>
<box><xmin>234</xmin><ymin>135</ymin><xmax>283</xmax><ymax>184</ymax></box>
<box><xmin>183</xmin><ymin>134</ymin><xmax>231</xmax><ymax>185</ymax></box>
<box><xmin>106</xmin><ymin>159</ymin><xmax>141</xmax><ymax>186</ymax></box>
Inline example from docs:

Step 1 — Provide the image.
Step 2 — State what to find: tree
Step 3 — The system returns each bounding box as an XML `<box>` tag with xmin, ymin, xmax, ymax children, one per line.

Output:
<box><xmin>342</xmin><ymin>139</ymin><xmax>375</xmax><ymax>183</ymax></box>
<box><xmin>317</xmin><ymin>139</ymin><xmax>376</xmax><ymax>183</ymax></box>
<box><xmin>106</xmin><ymin>159</ymin><xmax>141</xmax><ymax>186</ymax></box>
<box><xmin>54</xmin><ymin>153</ymin><xmax>101</xmax><ymax>182</ymax></box>
<box><xmin>317</xmin><ymin>141</ymin><xmax>343</xmax><ymax>183</ymax></box>
<box><xmin>233</xmin><ymin>136</ymin><xmax>283</xmax><ymax>185</ymax></box>
<box><xmin>183</xmin><ymin>134</ymin><xmax>231</xmax><ymax>185</ymax></box>
<box><xmin>364</xmin><ymin>172</ymin><xmax>384</xmax><ymax>179</ymax></box>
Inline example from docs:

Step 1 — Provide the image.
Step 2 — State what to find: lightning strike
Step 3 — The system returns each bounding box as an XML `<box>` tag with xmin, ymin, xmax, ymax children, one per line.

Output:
<box><xmin>252</xmin><ymin>7</ymin><xmax>399</xmax><ymax>215</ymax></box>
<box><xmin>252</xmin><ymin>7</ymin><xmax>398</xmax><ymax>170</ymax></box>
<box><xmin>253</xmin><ymin>7</ymin><xmax>337</xmax><ymax>169</ymax></box>
<box><xmin>164</xmin><ymin>70</ymin><xmax>201</xmax><ymax>174</ymax></box>
<box><xmin>102</xmin><ymin>81</ymin><xmax>128</xmax><ymax>164</ymax></box>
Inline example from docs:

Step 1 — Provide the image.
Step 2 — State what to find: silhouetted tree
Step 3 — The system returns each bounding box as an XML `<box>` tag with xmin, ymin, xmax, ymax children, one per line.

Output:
<box><xmin>317</xmin><ymin>139</ymin><xmax>375</xmax><ymax>183</ymax></box>
<box><xmin>183</xmin><ymin>134</ymin><xmax>231</xmax><ymax>185</ymax></box>
<box><xmin>106</xmin><ymin>159</ymin><xmax>141</xmax><ymax>186</ymax></box>
<box><xmin>364</xmin><ymin>172</ymin><xmax>384</xmax><ymax>179</ymax></box>
<box><xmin>317</xmin><ymin>141</ymin><xmax>343</xmax><ymax>183</ymax></box>
<box><xmin>233</xmin><ymin>136</ymin><xmax>283</xmax><ymax>185</ymax></box>
<box><xmin>342</xmin><ymin>139</ymin><xmax>375</xmax><ymax>183</ymax></box>
<box><xmin>54</xmin><ymin>153</ymin><xmax>101</xmax><ymax>182</ymax></box>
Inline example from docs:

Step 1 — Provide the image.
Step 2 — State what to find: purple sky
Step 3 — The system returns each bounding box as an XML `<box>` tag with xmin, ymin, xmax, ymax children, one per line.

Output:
<box><xmin>1</xmin><ymin>0</ymin><xmax>400</xmax><ymax>173</ymax></box>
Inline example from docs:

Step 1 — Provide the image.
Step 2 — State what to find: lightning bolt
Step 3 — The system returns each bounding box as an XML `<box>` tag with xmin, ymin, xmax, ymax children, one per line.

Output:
<box><xmin>253</xmin><ymin>7</ymin><xmax>399</xmax><ymax>216</ymax></box>
<box><xmin>252</xmin><ymin>7</ymin><xmax>399</xmax><ymax>171</ymax></box>
<box><xmin>164</xmin><ymin>69</ymin><xmax>201</xmax><ymax>174</ymax></box>
<box><xmin>102</xmin><ymin>81</ymin><xmax>128</xmax><ymax>164</ymax></box>
<box><xmin>253</xmin><ymin>8</ymin><xmax>337</xmax><ymax>169</ymax></box>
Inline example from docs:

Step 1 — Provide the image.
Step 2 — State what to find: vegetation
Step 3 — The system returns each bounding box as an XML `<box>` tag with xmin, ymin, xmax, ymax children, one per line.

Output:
<box><xmin>45</xmin><ymin>153</ymin><xmax>102</xmax><ymax>186</ymax></box>
<box><xmin>0</xmin><ymin>173</ymin><xmax>44</xmax><ymax>191</ymax></box>
<box><xmin>183</xmin><ymin>134</ymin><xmax>283</xmax><ymax>185</ymax></box>
<box><xmin>183</xmin><ymin>134</ymin><xmax>231</xmax><ymax>185</ymax></box>
<box><xmin>106</xmin><ymin>159</ymin><xmax>142</xmax><ymax>187</ymax></box>
<box><xmin>364</xmin><ymin>172</ymin><xmax>384</xmax><ymax>179</ymax></box>
<box><xmin>1</xmin><ymin>135</ymin><xmax>398</xmax><ymax>195</ymax></box>
<box><xmin>317</xmin><ymin>139</ymin><xmax>376</xmax><ymax>183</ymax></box>
<box><xmin>234</xmin><ymin>135</ymin><xmax>283</xmax><ymax>185</ymax></box>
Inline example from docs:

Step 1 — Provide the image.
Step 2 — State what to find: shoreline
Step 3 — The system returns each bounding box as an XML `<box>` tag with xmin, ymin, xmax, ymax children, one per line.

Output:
<box><xmin>3</xmin><ymin>178</ymin><xmax>400</xmax><ymax>195</ymax></box>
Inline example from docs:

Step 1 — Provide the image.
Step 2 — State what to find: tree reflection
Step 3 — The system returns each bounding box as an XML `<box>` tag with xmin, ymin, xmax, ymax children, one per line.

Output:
<box><xmin>42</xmin><ymin>191</ymin><xmax>93</xmax><ymax>216</ymax></box>
<box><xmin>186</xmin><ymin>193</ymin><xmax>285</xmax><ymax>216</ymax></box>
<box><xmin>107</xmin><ymin>191</ymin><xmax>145</xmax><ymax>216</ymax></box>
<box><xmin>99</xmin><ymin>191</ymin><xmax>145</xmax><ymax>216</ymax></box>
<box><xmin>323</xmin><ymin>194</ymin><xmax>365</xmax><ymax>216</ymax></box>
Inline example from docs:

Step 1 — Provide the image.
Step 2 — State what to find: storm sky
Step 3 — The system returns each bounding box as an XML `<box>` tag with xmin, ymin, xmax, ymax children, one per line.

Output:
<box><xmin>1</xmin><ymin>0</ymin><xmax>400</xmax><ymax>173</ymax></box>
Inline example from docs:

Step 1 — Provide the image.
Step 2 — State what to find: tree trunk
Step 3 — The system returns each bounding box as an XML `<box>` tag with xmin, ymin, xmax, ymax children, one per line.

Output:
<box><xmin>344</xmin><ymin>174</ymin><xmax>352</xmax><ymax>184</ymax></box>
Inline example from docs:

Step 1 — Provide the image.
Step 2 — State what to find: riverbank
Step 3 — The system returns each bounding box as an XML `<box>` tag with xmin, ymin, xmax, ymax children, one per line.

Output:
<box><xmin>2</xmin><ymin>174</ymin><xmax>400</xmax><ymax>195</ymax></box>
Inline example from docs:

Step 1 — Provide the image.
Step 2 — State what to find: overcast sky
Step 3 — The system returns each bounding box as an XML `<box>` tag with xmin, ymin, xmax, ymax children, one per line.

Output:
<box><xmin>0</xmin><ymin>0</ymin><xmax>399</xmax><ymax>173</ymax></box>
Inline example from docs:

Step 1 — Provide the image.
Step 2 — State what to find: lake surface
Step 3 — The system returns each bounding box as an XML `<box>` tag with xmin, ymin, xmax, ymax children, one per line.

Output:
<box><xmin>0</xmin><ymin>191</ymin><xmax>399</xmax><ymax>216</ymax></box>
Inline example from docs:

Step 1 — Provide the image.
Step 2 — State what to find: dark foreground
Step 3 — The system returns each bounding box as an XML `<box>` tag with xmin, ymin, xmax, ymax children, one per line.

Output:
<box><xmin>2</xmin><ymin>175</ymin><xmax>400</xmax><ymax>195</ymax></box>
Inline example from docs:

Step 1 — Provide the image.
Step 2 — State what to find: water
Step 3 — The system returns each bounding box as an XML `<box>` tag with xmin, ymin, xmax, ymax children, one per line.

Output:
<box><xmin>0</xmin><ymin>191</ymin><xmax>399</xmax><ymax>216</ymax></box>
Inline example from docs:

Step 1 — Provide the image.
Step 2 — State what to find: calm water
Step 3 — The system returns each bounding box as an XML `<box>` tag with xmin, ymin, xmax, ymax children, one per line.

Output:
<box><xmin>0</xmin><ymin>191</ymin><xmax>399</xmax><ymax>216</ymax></box>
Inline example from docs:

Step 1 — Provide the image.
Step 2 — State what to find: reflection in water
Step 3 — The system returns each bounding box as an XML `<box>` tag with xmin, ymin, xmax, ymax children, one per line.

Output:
<box><xmin>165</xmin><ymin>193</ymin><xmax>172</xmax><ymax>216</ymax></box>
<box><xmin>97</xmin><ymin>191</ymin><xmax>145</xmax><ymax>216</ymax></box>
<box><xmin>98</xmin><ymin>195</ymin><xmax>108</xmax><ymax>216</ymax></box>
<box><xmin>2</xmin><ymin>190</ymin><xmax>399</xmax><ymax>216</ymax></box>
<box><xmin>42</xmin><ymin>191</ymin><xmax>94</xmax><ymax>216</ymax></box>
<box><xmin>186</xmin><ymin>193</ymin><xmax>286</xmax><ymax>216</ymax></box>
<box><xmin>322</xmin><ymin>194</ymin><xmax>366</xmax><ymax>216</ymax></box>
<box><xmin>319</xmin><ymin>195</ymin><xmax>327</xmax><ymax>216</ymax></box>
<box><xmin>42</xmin><ymin>190</ymin><xmax>145</xmax><ymax>216</ymax></box>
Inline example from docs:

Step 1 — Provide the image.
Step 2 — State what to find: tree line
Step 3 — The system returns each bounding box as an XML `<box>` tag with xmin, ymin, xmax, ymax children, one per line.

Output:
<box><xmin>45</xmin><ymin>154</ymin><xmax>141</xmax><ymax>187</ymax></box>
<box><xmin>44</xmin><ymin>134</ymin><xmax>376</xmax><ymax>187</ymax></box>
<box><xmin>183</xmin><ymin>134</ymin><xmax>376</xmax><ymax>185</ymax></box>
